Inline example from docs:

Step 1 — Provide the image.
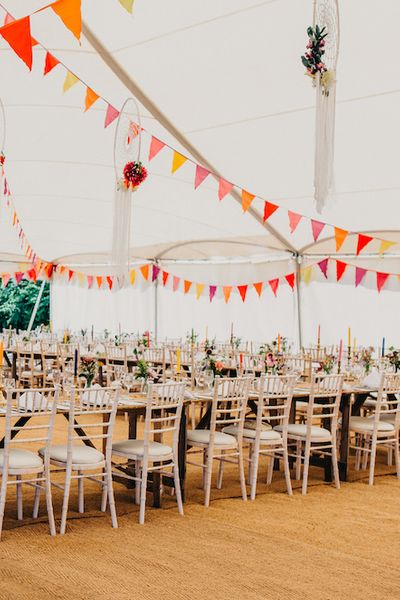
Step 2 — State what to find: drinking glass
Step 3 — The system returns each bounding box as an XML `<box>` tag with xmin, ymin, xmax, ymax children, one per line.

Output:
<box><xmin>203</xmin><ymin>369</ymin><xmax>214</xmax><ymax>391</ymax></box>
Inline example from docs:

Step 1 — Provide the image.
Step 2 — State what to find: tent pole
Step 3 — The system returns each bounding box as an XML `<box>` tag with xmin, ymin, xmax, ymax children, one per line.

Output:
<box><xmin>295</xmin><ymin>256</ymin><xmax>303</xmax><ymax>350</ymax></box>
<box><xmin>27</xmin><ymin>280</ymin><xmax>46</xmax><ymax>332</ymax></box>
<box><xmin>154</xmin><ymin>261</ymin><xmax>159</xmax><ymax>343</ymax></box>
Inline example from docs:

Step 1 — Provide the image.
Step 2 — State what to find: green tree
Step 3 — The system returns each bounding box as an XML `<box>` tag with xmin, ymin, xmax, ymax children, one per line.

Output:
<box><xmin>0</xmin><ymin>280</ymin><xmax>50</xmax><ymax>331</ymax></box>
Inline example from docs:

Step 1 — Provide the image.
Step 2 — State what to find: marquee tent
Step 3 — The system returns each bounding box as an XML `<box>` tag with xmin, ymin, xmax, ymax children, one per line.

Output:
<box><xmin>0</xmin><ymin>0</ymin><xmax>399</xmax><ymax>345</ymax></box>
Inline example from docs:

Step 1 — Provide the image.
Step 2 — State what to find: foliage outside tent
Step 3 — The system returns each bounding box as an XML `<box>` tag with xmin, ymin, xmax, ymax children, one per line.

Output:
<box><xmin>0</xmin><ymin>280</ymin><xmax>50</xmax><ymax>331</ymax></box>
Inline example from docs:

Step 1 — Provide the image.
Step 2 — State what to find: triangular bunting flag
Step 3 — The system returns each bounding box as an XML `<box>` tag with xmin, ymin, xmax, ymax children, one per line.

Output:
<box><xmin>196</xmin><ymin>283</ymin><xmax>204</xmax><ymax>299</ymax></box>
<box><xmin>162</xmin><ymin>271</ymin><xmax>169</xmax><ymax>286</ymax></box>
<box><xmin>68</xmin><ymin>270</ymin><xmax>74</xmax><ymax>281</ymax></box>
<box><xmin>222</xmin><ymin>286</ymin><xmax>232</xmax><ymax>303</ymax></box>
<box><xmin>253</xmin><ymin>282</ymin><xmax>263</xmax><ymax>297</ymax></box>
<box><xmin>172</xmin><ymin>276</ymin><xmax>180</xmax><ymax>292</ymax></box>
<box><xmin>27</xmin><ymin>269</ymin><xmax>37</xmax><ymax>283</ymax></box>
<box><xmin>334</xmin><ymin>227</ymin><xmax>348</xmax><ymax>252</ymax></box>
<box><xmin>52</xmin><ymin>0</ymin><xmax>82</xmax><ymax>41</ymax></box>
<box><xmin>311</xmin><ymin>219</ymin><xmax>325</xmax><ymax>242</ymax></box>
<box><xmin>2</xmin><ymin>273</ymin><xmax>11</xmax><ymax>287</ymax></box>
<box><xmin>63</xmin><ymin>71</ymin><xmax>79</xmax><ymax>93</ymax></box>
<box><xmin>263</xmin><ymin>202</ymin><xmax>279</xmax><ymax>222</ymax></box>
<box><xmin>96</xmin><ymin>276</ymin><xmax>103</xmax><ymax>289</ymax></box>
<box><xmin>209</xmin><ymin>285</ymin><xmax>217</xmax><ymax>302</ymax></box>
<box><xmin>106</xmin><ymin>276</ymin><xmax>113</xmax><ymax>290</ymax></box>
<box><xmin>152</xmin><ymin>265</ymin><xmax>160</xmax><ymax>282</ymax></box>
<box><xmin>0</xmin><ymin>17</ymin><xmax>33</xmax><ymax>70</ymax></box>
<box><xmin>285</xmin><ymin>273</ymin><xmax>295</xmax><ymax>290</ymax></box>
<box><xmin>336</xmin><ymin>260</ymin><xmax>347</xmax><ymax>281</ymax></box>
<box><xmin>317</xmin><ymin>258</ymin><xmax>329</xmax><ymax>278</ymax></box>
<box><xmin>3</xmin><ymin>13</ymin><xmax>14</xmax><ymax>26</ymax></box>
<box><xmin>104</xmin><ymin>104</ymin><xmax>119</xmax><ymax>128</ymax></box>
<box><xmin>45</xmin><ymin>264</ymin><xmax>54</xmax><ymax>279</ymax></box>
<box><xmin>129</xmin><ymin>270</ymin><xmax>136</xmax><ymax>285</ymax></box>
<box><xmin>87</xmin><ymin>275</ymin><xmax>94</xmax><ymax>289</ymax></box>
<box><xmin>171</xmin><ymin>151</ymin><xmax>187</xmax><ymax>173</ymax></box>
<box><xmin>148</xmin><ymin>137</ymin><xmax>165</xmax><ymax>161</ymax></box>
<box><xmin>268</xmin><ymin>278</ymin><xmax>279</xmax><ymax>297</ymax></box>
<box><xmin>378</xmin><ymin>239</ymin><xmax>396</xmax><ymax>255</ymax></box>
<box><xmin>356</xmin><ymin>234</ymin><xmax>373</xmax><ymax>255</ymax></box>
<box><xmin>355</xmin><ymin>267</ymin><xmax>367</xmax><ymax>287</ymax></box>
<box><xmin>194</xmin><ymin>165</ymin><xmax>210</xmax><ymax>189</ymax></box>
<box><xmin>288</xmin><ymin>211</ymin><xmax>302</xmax><ymax>233</ymax></box>
<box><xmin>14</xmin><ymin>272</ymin><xmax>24</xmax><ymax>284</ymax></box>
<box><xmin>119</xmin><ymin>0</ymin><xmax>135</xmax><ymax>13</ymax></box>
<box><xmin>77</xmin><ymin>272</ymin><xmax>85</xmax><ymax>286</ymax></box>
<box><xmin>43</xmin><ymin>52</ymin><xmax>59</xmax><ymax>76</ymax></box>
<box><xmin>218</xmin><ymin>178</ymin><xmax>234</xmax><ymax>201</ymax></box>
<box><xmin>241</xmin><ymin>190</ymin><xmax>255</xmax><ymax>212</ymax></box>
<box><xmin>84</xmin><ymin>87</ymin><xmax>99</xmax><ymax>112</ymax></box>
<box><xmin>302</xmin><ymin>266</ymin><xmax>313</xmax><ymax>285</ymax></box>
<box><xmin>377</xmin><ymin>272</ymin><xmax>389</xmax><ymax>293</ymax></box>
<box><xmin>237</xmin><ymin>285</ymin><xmax>248</xmax><ymax>302</ymax></box>
<box><xmin>183</xmin><ymin>280</ymin><xmax>192</xmax><ymax>294</ymax></box>
<box><xmin>140</xmin><ymin>265</ymin><xmax>150</xmax><ymax>281</ymax></box>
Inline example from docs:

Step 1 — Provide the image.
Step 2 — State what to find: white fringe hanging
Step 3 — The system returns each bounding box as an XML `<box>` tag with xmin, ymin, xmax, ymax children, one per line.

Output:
<box><xmin>111</xmin><ymin>186</ymin><xmax>132</xmax><ymax>280</ymax></box>
<box><xmin>314</xmin><ymin>71</ymin><xmax>337</xmax><ymax>212</ymax></box>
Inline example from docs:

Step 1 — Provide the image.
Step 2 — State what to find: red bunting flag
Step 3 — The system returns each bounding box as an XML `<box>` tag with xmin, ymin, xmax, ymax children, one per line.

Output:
<box><xmin>152</xmin><ymin>265</ymin><xmax>160</xmax><ymax>281</ymax></box>
<box><xmin>43</xmin><ymin>52</ymin><xmax>59</xmax><ymax>75</ymax></box>
<box><xmin>172</xmin><ymin>276</ymin><xmax>180</xmax><ymax>292</ymax></box>
<box><xmin>183</xmin><ymin>280</ymin><xmax>192</xmax><ymax>294</ymax></box>
<box><xmin>68</xmin><ymin>270</ymin><xmax>74</xmax><ymax>281</ymax></box>
<box><xmin>106</xmin><ymin>276</ymin><xmax>113</xmax><ymax>290</ymax></box>
<box><xmin>237</xmin><ymin>285</ymin><xmax>248</xmax><ymax>302</ymax></box>
<box><xmin>318</xmin><ymin>258</ymin><xmax>329</xmax><ymax>278</ymax></box>
<box><xmin>311</xmin><ymin>219</ymin><xmax>325</xmax><ymax>242</ymax></box>
<box><xmin>288</xmin><ymin>211</ymin><xmax>302</xmax><ymax>233</ymax></box>
<box><xmin>285</xmin><ymin>273</ymin><xmax>295</xmax><ymax>290</ymax></box>
<box><xmin>148</xmin><ymin>136</ymin><xmax>165</xmax><ymax>161</ymax></box>
<box><xmin>0</xmin><ymin>17</ymin><xmax>33</xmax><ymax>70</ymax></box>
<box><xmin>14</xmin><ymin>272</ymin><xmax>24</xmax><ymax>284</ymax></box>
<box><xmin>218</xmin><ymin>178</ymin><xmax>234</xmax><ymax>201</ymax></box>
<box><xmin>209</xmin><ymin>285</ymin><xmax>217</xmax><ymax>302</ymax></box>
<box><xmin>356</xmin><ymin>234</ymin><xmax>373</xmax><ymax>255</ymax></box>
<box><xmin>162</xmin><ymin>271</ymin><xmax>169</xmax><ymax>286</ymax></box>
<box><xmin>269</xmin><ymin>278</ymin><xmax>279</xmax><ymax>296</ymax></box>
<box><xmin>45</xmin><ymin>264</ymin><xmax>54</xmax><ymax>279</ymax></box>
<box><xmin>87</xmin><ymin>275</ymin><xmax>94</xmax><ymax>289</ymax></box>
<box><xmin>336</xmin><ymin>260</ymin><xmax>347</xmax><ymax>281</ymax></box>
<box><xmin>51</xmin><ymin>0</ymin><xmax>81</xmax><ymax>41</ymax></box>
<box><xmin>241</xmin><ymin>190</ymin><xmax>255</xmax><ymax>212</ymax></box>
<box><xmin>376</xmin><ymin>272</ymin><xmax>389</xmax><ymax>293</ymax></box>
<box><xmin>253</xmin><ymin>282</ymin><xmax>263</xmax><ymax>297</ymax></box>
<box><xmin>28</xmin><ymin>269</ymin><xmax>37</xmax><ymax>282</ymax></box>
<box><xmin>194</xmin><ymin>165</ymin><xmax>210</xmax><ymax>189</ymax></box>
<box><xmin>263</xmin><ymin>201</ymin><xmax>279</xmax><ymax>222</ymax></box>
<box><xmin>355</xmin><ymin>267</ymin><xmax>367</xmax><ymax>287</ymax></box>
<box><xmin>104</xmin><ymin>104</ymin><xmax>119</xmax><ymax>128</ymax></box>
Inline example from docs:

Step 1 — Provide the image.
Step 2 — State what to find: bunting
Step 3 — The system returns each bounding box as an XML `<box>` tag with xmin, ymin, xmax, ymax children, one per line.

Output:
<box><xmin>84</xmin><ymin>88</ymin><xmax>99</xmax><ymax>112</ymax></box>
<box><xmin>0</xmin><ymin>17</ymin><xmax>33</xmax><ymax>70</ymax></box>
<box><xmin>241</xmin><ymin>190</ymin><xmax>255</xmax><ymax>212</ymax></box>
<box><xmin>336</xmin><ymin>260</ymin><xmax>347</xmax><ymax>281</ymax></box>
<box><xmin>104</xmin><ymin>104</ymin><xmax>119</xmax><ymax>128</ymax></box>
<box><xmin>311</xmin><ymin>220</ymin><xmax>325</xmax><ymax>242</ymax></box>
<box><xmin>43</xmin><ymin>52</ymin><xmax>59</xmax><ymax>75</ymax></box>
<box><xmin>196</xmin><ymin>283</ymin><xmax>204</xmax><ymax>299</ymax></box>
<box><xmin>356</xmin><ymin>234</ymin><xmax>373</xmax><ymax>256</ymax></box>
<box><xmin>317</xmin><ymin>258</ymin><xmax>329</xmax><ymax>278</ymax></box>
<box><xmin>194</xmin><ymin>165</ymin><xmax>210</xmax><ymax>189</ymax></box>
<box><xmin>334</xmin><ymin>227</ymin><xmax>348</xmax><ymax>252</ymax></box>
<box><xmin>148</xmin><ymin>137</ymin><xmax>165</xmax><ymax>161</ymax></box>
<box><xmin>237</xmin><ymin>285</ymin><xmax>248</xmax><ymax>302</ymax></box>
<box><xmin>218</xmin><ymin>178</ymin><xmax>234</xmax><ymax>201</ymax></box>
<box><xmin>209</xmin><ymin>285</ymin><xmax>217</xmax><ymax>302</ymax></box>
<box><xmin>171</xmin><ymin>151</ymin><xmax>187</xmax><ymax>173</ymax></box>
<box><xmin>263</xmin><ymin>202</ymin><xmax>279</xmax><ymax>223</ymax></box>
<box><xmin>51</xmin><ymin>0</ymin><xmax>81</xmax><ymax>41</ymax></box>
<box><xmin>63</xmin><ymin>71</ymin><xmax>79</xmax><ymax>93</ymax></box>
<box><xmin>288</xmin><ymin>211</ymin><xmax>302</xmax><ymax>233</ymax></box>
<box><xmin>118</xmin><ymin>0</ymin><xmax>135</xmax><ymax>13</ymax></box>
<box><xmin>222</xmin><ymin>286</ymin><xmax>232</xmax><ymax>303</ymax></box>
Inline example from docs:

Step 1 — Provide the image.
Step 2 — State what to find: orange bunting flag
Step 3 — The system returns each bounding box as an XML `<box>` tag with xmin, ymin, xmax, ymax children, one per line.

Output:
<box><xmin>0</xmin><ymin>17</ymin><xmax>33</xmax><ymax>70</ymax></box>
<box><xmin>336</xmin><ymin>260</ymin><xmax>347</xmax><ymax>281</ymax></box>
<box><xmin>253</xmin><ymin>282</ymin><xmax>263</xmax><ymax>297</ymax></box>
<box><xmin>237</xmin><ymin>285</ymin><xmax>248</xmax><ymax>302</ymax></box>
<box><xmin>288</xmin><ymin>211</ymin><xmax>302</xmax><ymax>233</ymax></box>
<box><xmin>378</xmin><ymin>239</ymin><xmax>396</xmax><ymax>255</ymax></box>
<box><xmin>104</xmin><ymin>104</ymin><xmax>119</xmax><ymax>128</ymax></box>
<box><xmin>269</xmin><ymin>278</ymin><xmax>279</xmax><ymax>297</ymax></box>
<box><xmin>183</xmin><ymin>280</ymin><xmax>192</xmax><ymax>294</ymax></box>
<box><xmin>194</xmin><ymin>165</ymin><xmax>210</xmax><ymax>189</ymax></box>
<box><xmin>263</xmin><ymin>201</ymin><xmax>279</xmax><ymax>222</ymax></box>
<box><xmin>129</xmin><ymin>270</ymin><xmax>136</xmax><ymax>285</ymax></box>
<box><xmin>218</xmin><ymin>178</ymin><xmax>234</xmax><ymax>201</ymax></box>
<box><xmin>148</xmin><ymin>136</ymin><xmax>165</xmax><ymax>161</ymax></box>
<box><xmin>52</xmin><ymin>0</ymin><xmax>81</xmax><ymax>41</ymax></box>
<box><xmin>356</xmin><ymin>234</ymin><xmax>373</xmax><ymax>255</ymax></box>
<box><xmin>84</xmin><ymin>87</ymin><xmax>99</xmax><ymax>112</ymax></box>
<box><xmin>377</xmin><ymin>272</ymin><xmax>389</xmax><ymax>293</ymax></box>
<box><xmin>171</xmin><ymin>151</ymin><xmax>187</xmax><ymax>173</ymax></box>
<box><xmin>241</xmin><ymin>190</ymin><xmax>255</xmax><ymax>212</ymax></box>
<box><xmin>334</xmin><ymin>227</ymin><xmax>348</xmax><ymax>252</ymax></box>
<box><xmin>285</xmin><ymin>273</ymin><xmax>295</xmax><ymax>290</ymax></box>
<box><xmin>140</xmin><ymin>265</ymin><xmax>150</xmax><ymax>281</ymax></box>
<box><xmin>195</xmin><ymin>283</ymin><xmax>204</xmax><ymax>300</ymax></box>
<box><xmin>162</xmin><ymin>271</ymin><xmax>169</xmax><ymax>286</ymax></box>
<box><xmin>2</xmin><ymin>273</ymin><xmax>10</xmax><ymax>288</ymax></box>
<box><xmin>222</xmin><ymin>286</ymin><xmax>232</xmax><ymax>303</ymax></box>
<box><xmin>63</xmin><ymin>71</ymin><xmax>79</xmax><ymax>92</ymax></box>
<box><xmin>44</xmin><ymin>52</ymin><xmax>59</xmax><ymax>75</ymax></box>
<box><xmin>96</xmin><ymin>276</ymin><xmax>103</xmax><ymax>289</ymax></box>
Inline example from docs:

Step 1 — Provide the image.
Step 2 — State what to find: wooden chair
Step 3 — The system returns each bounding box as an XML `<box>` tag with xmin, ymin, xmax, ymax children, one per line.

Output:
<box><xmin>0</xmin><ymin>387</ymin><xmax>59</xmax><ymax>539</ymax></box>
<box><xmin>40</xmin><ymin>386</ymin><xmax>119</xmax><ymax>534</ymax></box>
<box><xmin>41</xmin><ymin>341</ymin><xmax>60</xmax><ymax>386</ymax></box>
<box><xmin>284</xmin><ymin>373</ymin><xmax>344</xmax><ymax>495</ymax></box>
<box><xmin>187</xmin><ymin>377</ymin><xmax>251</xmax><ymax>507</ymax></box>
<box><xmin>112</xmin><ymin>381</ymin><xmax>186</xmax><ymax>524</ymax></box>
<box><xmin>105</xmin><ymin>344</ymin><xmax>127</xmax><ymax>386</ymax></box>
<box><xmin>349</xmin><ymin>372</ymin><xmax>400</xmax><ymax>484</ymax></box>
<box><xmin>16</xmin><ymin>343</ymin><xmax>45</xmax><ymax>388</ymax></box>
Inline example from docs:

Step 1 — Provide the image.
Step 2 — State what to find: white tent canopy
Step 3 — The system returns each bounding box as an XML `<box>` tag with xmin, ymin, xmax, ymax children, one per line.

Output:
<box><xmin>0</xmin><ymin>0</ymin><xmax>399</xmax><ymax>345</ymax></box>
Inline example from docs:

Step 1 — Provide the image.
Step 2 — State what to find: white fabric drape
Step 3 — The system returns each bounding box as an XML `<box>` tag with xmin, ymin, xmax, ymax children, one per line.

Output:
<box><xmin>111</xmin><ymin>187</ymin><xmax>132</xmax><ymax>278</ymax></box>
<box><xmin>314</xmin><ymin>72</ymin><xmax>337</xmax><ymax>212</ymax></box>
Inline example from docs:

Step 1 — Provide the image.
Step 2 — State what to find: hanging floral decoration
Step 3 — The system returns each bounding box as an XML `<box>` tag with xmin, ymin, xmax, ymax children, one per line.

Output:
<box><xmin>119</xmin><ymin>160</ymin><xmax>148</xmax><ymax>191</ymax></box>
<box><xmin>301</xmin><ymin>25</ymin><xmax>333</xmax><ymax>94</ymax></box>
<box><xmin>0</xmin><ymin>152</ymin><xmax>5</xmax><ymax>166</ymax></box>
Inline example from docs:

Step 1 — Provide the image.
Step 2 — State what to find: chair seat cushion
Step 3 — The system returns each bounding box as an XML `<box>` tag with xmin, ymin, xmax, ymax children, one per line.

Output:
<box><xmin>222</xmin><ymin>424</ymin><xmax>281</xmax><ymax>442</ymax></box>
<box><xmin>21</xmin><ymin>370</ymin><xmax>44</xmax><ymax>378</ymax></box>
<box><xmin>39</xmin><ymin>444</ymin><xmax>104</xmax><ymax>465</ymax></box>
<box><xmin>275</xmin><ymin>424</ymin><xmax>332</xmax><ymax>441</ymax></box>
<box><xmin>187</xmin><ymin>429</ymin><xmax>237</xmax><ymax>446</ymax></box>
<box><xmin>0</xmin><ymin>448</ymin><xmax>43</xmax><ymax>470</ymax></box>
<box><xmin>112</xmin><ymin>439</ymin><xmax>172</xmax><ymax>457</ymax></box>
<box><xmin>349</xmin><ymin>416</ymin><xmax>394</xmax><ymax>433</ymax></box>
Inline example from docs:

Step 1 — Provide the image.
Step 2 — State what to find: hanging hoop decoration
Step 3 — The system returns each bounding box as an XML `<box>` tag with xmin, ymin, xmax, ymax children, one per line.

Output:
<box><xmin>111</xmin><ymin>97</ymin><xmax>145</xmax><ymax>278</ymax></box>
<box><xmin>0</xmin><ymin>97</ymin><xmax>7</xmax><ymax>169</ymax></box>
<box><xmin>301</xmin><ymin>0</ymin><xmax>340</xmax><ymax>213</ymax></box>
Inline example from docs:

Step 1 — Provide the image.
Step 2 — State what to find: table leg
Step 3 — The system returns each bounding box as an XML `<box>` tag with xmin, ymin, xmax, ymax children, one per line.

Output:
<box><xmin>178</xmin><ymin>406</ymin><xmax>187</xmax><ymax>503</ymax></box>
<box><xmin>12</xmin><ymin>352</ymin><xmax>17</xmax><ymax>380</ymax></box>
<box><xmin>338</xmin><ymin>394</ymin><xmax>351</xmax><ymax>481</ymax></box>
<box><xmin>61</xmin><ymin>413</ymin><xmax>96</xmax><ymax>448</ymax></box>
<box><xmin>0</xmin><ymin>416</ymin><xmax>31</xmax><ymax>448</ymax></box>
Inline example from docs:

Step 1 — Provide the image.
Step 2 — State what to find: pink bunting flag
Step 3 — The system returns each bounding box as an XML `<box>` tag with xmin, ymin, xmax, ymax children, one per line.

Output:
<box><xmin>311</xmin><ymin>219</ymin><xmax>325</xmax><ymax>242</ymax></box>
<box><xmin>355</xmin><ymin>267</ymin><xmax>367</xmax><ymax>287</ymax></box>
<box><xmin>288</xmin><ymin>211</ymin><xmax>302</xmax><ymax>233</ymax></box>
<box><xmin>218</xmin><ymin>178</ymin><xmax>234</xmax><ymax>201</ymax></box>
<box><xmin>376</xmin><ymin>272</ymin><xmax>389</xmax><ymax>293</ymax></box>
<box><xmin>172</xmin><ymin>275</ymin><xmax>180</xmax><ymax>292</ymax></box>
<box><xmin>269</xmin><ymin>278</ymin><xmax>279</xmax><ymax>296</ymax></box>
<box><xmin>209</xmin><ymin>285</ymin><xmax>217</xmax><ymax>302</ymax></box>
<box><xmin>318</xmin><ymin>258</ymin><xmax>329</xmax><ymax>278</ymax></box>
<box><xmin>87</xmin><ymin>275</ymin><xmax>94</xmax><ymax>289</ymax></box>
<box><xmin>14</xmin><ymin>272</ymin><xmax>24</xmax><ymax>284</ymax></box>
<box><xmin>104</xmin><ymin>104</ymin><xmax>119</xmax><ymax>128</ymax></box>
<box><xmin>194</xmin><ymin>165</ymin><xmax>210</xmax><ymax>189</ymax></box>
<box><xmin>152</xmin><ymin>265</ymin><xmax>160</xmax><ymax>282</ymax></box>
<box><xmin>148</xmin><ymin>136</ymin><xmax>166</xmax><ymax>161</ymax></box>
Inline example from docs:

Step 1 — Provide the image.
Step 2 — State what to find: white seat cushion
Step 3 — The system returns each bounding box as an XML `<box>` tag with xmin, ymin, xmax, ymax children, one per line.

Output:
<box><xmin>223</xmin><ymin>424</ymin><xmax>282</xmax><ymax>442</ymax></box>
<box><xmin>39</xmin><ymin>444</ymin><xmax>104</xmax><ymax>465</ymax></box>
<box><xmin>112</xmin><ymin>439</ymin><xmax>172</xmax><ymax>457</ymax></box>
<box><xmin>187</xmin><ymin>429</ymin><xmax>237</xmax><ymax>446</ymax></box>
<box><xmin>0</xmin><ymin>448</ymin><xmax>43</xmax><ymax>470</ymax></box>
<box><xmin>349</xmin><ymin>416</ymin><xmax>394</xmax><ymax>434</ymax></box>
<box><xmin>275</xmin><ymin>424</ymin><xmax>332</xmax><ymax>441</ymax></box>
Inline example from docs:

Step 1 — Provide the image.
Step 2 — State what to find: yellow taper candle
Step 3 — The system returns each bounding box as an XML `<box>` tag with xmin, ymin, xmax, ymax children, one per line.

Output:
<box><xmin>347</xmin><ymin>327</ymin><xmax>351</xmax><ymax>347</ymax></box>
<box><xmin>176</xmin><ymin>348</ymin><xmax>181</xmax><ymax>374</ymax></box>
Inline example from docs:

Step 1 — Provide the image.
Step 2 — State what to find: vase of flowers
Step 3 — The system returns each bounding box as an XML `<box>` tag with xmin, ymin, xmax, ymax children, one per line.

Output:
<box><xmin>386</xmin><ymin>347</ymin><xmax>400</xmax><ymax>372</ymax></box>
<box><xmin>359</xmin><ymin>347</ymin><xmax>374</xmax><ymax>374</ymax></box>
<box><xmin>319</xmin><ymin>354</ymin><xmax>335</xmax><ymax>374</ymax></box>
<box><xmin>79</xmin><ymin>357</ymin><xmax>98</xmax><ymax>387</ymax></box>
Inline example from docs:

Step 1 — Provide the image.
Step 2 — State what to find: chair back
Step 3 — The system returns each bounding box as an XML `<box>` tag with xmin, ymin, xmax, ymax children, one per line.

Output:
<box><xmin>374</xmin><ymin>372</ymin><xmax>400</xmax><ymax>432</ymax></box>
<box><xmin>306</xmin><ymin>373</ymin><xmax>344</xmax><ymax>433</ymax></box>
<box><xmin>143</xmin><ymin>381</ymin><xmax>186</xmax><ymax>456</ymax></box>
<box><xmin>255</xmin><ymin>375</ymin><xmax>296</xmax><ymax>437</ymax></box>
<box><xmin>210</xmin><ymin>377</ymin><xmax>251</xmax><ymax>440</ymax></box>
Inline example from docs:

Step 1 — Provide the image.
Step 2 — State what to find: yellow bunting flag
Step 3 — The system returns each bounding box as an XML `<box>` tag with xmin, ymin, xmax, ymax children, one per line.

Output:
<box><xmin>334</xmin><ymin>227</ymin><xmax>348</xmax><ymax>252</ymax></box>
<box><xmin>63</xmin><ymin>71</ymin><xmax>79</xmax><ymax>93</ymax></box>
<box><xmin>241</xmin><ymin>189</ymin><xmax>255</xmax><ymax>212</ymax></box>
<box><xmin>84</xmin><ymin>87</ymin><xmax>99</xmax><ymax>111</ymax></box>
<box><xmin>129</xmin><ymin>269</ymin><xmax>136</xmax><ymax>285</ymax></box>
<box><xmin>140</xmin><ymin>264</ymin><xmax>149</xmax><ymax>280</ymax></box>
<box><xmin>171</xmin><ymin>151</ymin><xmax>187</xmax><ymax>174</ymax></box>
<box><xmin>378</xmin><ymin>239</ymin><xmax>396</xmax><ymax>255</ymax></box>
<box><xmin>119</xmin><ymin>0</ymin><xmax>135</xmax><ymax>13</ymax></box>
<box><xmin>195</xmin><ymin>283</ymin><xmax>204</xmax><ymax>300</ymax></box>
<box><xmin>77</xmin><ymin>272</ymin><xmax>85</xmax><ymax>286</ymax></box>
<box><xmin>51</xmin><ymin>0</ymin><xmax>82</xmax><ymax>41</ymax></box>
<box><xmin>301</xmin><ymin>266</ymin><xmax>313</xmax><ymax>285</ymax></box>
<box><xmin>222</xmin><ymin>286</ymin><xmax>232</xmax><ymax>303</ymax></box>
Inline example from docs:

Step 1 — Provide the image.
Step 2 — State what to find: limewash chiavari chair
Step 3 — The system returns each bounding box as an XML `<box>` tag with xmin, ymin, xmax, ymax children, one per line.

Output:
<box><xmin>105</xmin><ymin>344</ymin><xmax>128</xmax><ymax>386</ymax></box>
<box><xmin>41</xmin><ymin>341</ymin><xmax>60</xmax><ymax>385</ymax></box>
<box><xmin>40</xmin><ymin>386</ymin><xmax>119</xmax><ymax>534</ymax></box>
<box><xmin>0</xmin><ymin>388</ymin><xmax>59</xmax><ymax>539</ymax></box>
<box><xmin>16</xmin><ymin>343</ymin><xmax>45</xmax><ymax>388</ymax></box>
<box><xmin>111</xmin><ymin>381</ymin><xmax>186</xmax><ymax>524</ymax></box>
<box><xmin>284</xmin><ymin>373</ymin><xmax>344</xmax><ymax>495</ymax></box>
<box><xmin>57</xmin><ymin>343</ymin><xmax>78</xmax><ymax>379</ymax></box>
<box><xmin>187</xmin><ymin>377</ymin><xmax>251</xmax><ymax>507</ymax></box>
<box><xmin>223</xmin><ymin>375</ymin><xmax>296</xmax><ymax>499</ymax></box>
<box><xmin>349</xmin><ymin>372</ymin><xmax>400</xmax><ymax>485</ymax></box>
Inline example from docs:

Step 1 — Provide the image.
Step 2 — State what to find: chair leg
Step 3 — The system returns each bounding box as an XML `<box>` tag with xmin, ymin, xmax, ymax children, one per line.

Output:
<box><xmin>247</xmin><ymin>444</ymin><xmax>253</xmax><ymax>485</ymax></box>
<box><xmin>44</xmin><ymin>471</ymin><xmax>56</xmax><ymax>537</ymax></box>
<box><xmin>204</xmin><ymin>451</ymin><xmax>214</xmax><ymax>508</ymax></box>
<box><xmin>362</xmin><ymin>436</ymin><xmax>370</xmax><ymax>471</ymax></box>
<box><xmin>394</xmin><ymin>434</ymin><xmax>400</xmax><ymax>479</ymax></box>
<box><xmin>249</xmin><ymin>443</ymin><xmax>260</xmax><ymax>501</ymax></box>
<box><xmin>387</xmin><ymin>446</ymin><xmax>393</xmax><ymax>467</ymax></box>
<box><xmin>77</xmin><ymin>471</ymin><xmax>84</xmax><ymax>513</ymax></box>
<box><xmin>355</xmin><ymin>434</ymin><xmax>361</xmax><ymax>470</ymax></box>
<box><xmin>216</xmin><ymin>451</ymin><xmax>225</xmax><ymax>490</ymax></box>
<box><xmin>302</xmin><ymin>440</ymin><xmax>311</xmax><ymax>495</ymax></box>
<box><xmin>368</xmin><ymin>436</ymin><xmax>378</xmax><ymax>486</ymax></box>
<box><xmin>266</xmin><ymin>452</ymin><xmax>274</xmax><ymax>485</ymax></box>
<box><xmin>190</xmin><ymin>403</ymin><xmax>196</xmax><ymax>430</ymax></box>
<box><xmin>295</xmin><ymin>440</ymin><xmax>302</xmax><ymax>480</ymax></box>
<box><xmin>33</xmin><ymin>476</ymin><xmax>41</xmax><ymax>518</ymax></box>
<box><xmin>16</xmin><ymin>475</ymin><xmax>23</xmax><ymax>520</ymax></box>
<box><xmin>139</xmin><ymin>462</ymin><xmax>148</xmax><ymax>524</ymax></box>
<box><xmin>237</xmin><ymin>446</ymin><xmax>247</xmax><ymax>502</ymax></box>
<box><xmin>202</xmin><ymin>449</ymin><xmax>207</xmax><ymax>490</ymax></box>
<box><xmin>135</xmin><ymin>461</ymin><xmax>141</xmax><ymax>505</ymax></box>
<box><xmin>331</xmin><ymin>442</ymin><xmax>340</xmax><ymax>490</ymax></box>
<box><xmin>60</xmin><ymin>466</ymin><xmax>72</xmax><ymax>535</ymax></box>
<box><xmin>106</xmin><ymin>464</ymin><xmax>118</xmax><ymax>529</ymax></box>
<box><xmin>173</xmin><ymin>461</ymin><xmax>184</xmax><ymax>516</ymax></box>
<box><xmin>0</xmin><ymin>473</ymin><xmax>8</xmax><ymax>540</ymax></box>
<box><xmin>101</xmin><ymin>471</ymin><xmax>108</xmax><ymax>512</ymax></box>
<box><xmin>282</xmin><ymin>446</ymin><xmax>293</xmax><ymax>496</ymax></box>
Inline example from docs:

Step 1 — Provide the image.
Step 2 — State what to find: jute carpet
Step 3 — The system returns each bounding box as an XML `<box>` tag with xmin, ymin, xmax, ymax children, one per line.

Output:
<box><xmin>0</xmin><ymin>414</ymin><xmax>399</xmax><ymax>600</ymax></box>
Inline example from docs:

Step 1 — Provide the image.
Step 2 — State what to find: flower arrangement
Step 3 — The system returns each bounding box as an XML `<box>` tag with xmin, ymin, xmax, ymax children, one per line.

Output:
<box><xmin>79</xmin><ymin>356</ymin><xmax>99</xmax><ymax>387</ymax></box>
<box><xmin>134</xmin><ymin>358</ymin><xmax>150</xmax><ymax>381</ymax></box>
<box><xmin>357</xmin><ymin>347</ymin><xmax>374</xmax><ymax>374</ymax></box>
<box><xmin>119</xmin><ymin>161</ymin><xmax>148</xmax><ymax>191</ymax></box>
<box><xmin>318</xmin><ymin>354</ymin><xmax>335</xmax><ymax>374</ymax></box>
<box><xmin>230</xmin><ymin>335</ymin><xmax>242</xmax><ymax>350</ymax></box>
<box><xmin>186</xmin><ymin>329</ymin><xmax>198</xmax><ymax>344</ymax></box>
<box><xmin>0</xmin><ymin>152</ymin><xmax>5</xmax><ymax>166</ymax></box>
<box><xmin>264</xmin><ymin>352</ymin><xmax>285</xmax><ymax>374</ymax></box>
<box><xmin>386</xmin><ymin>347</ymin><xmax>400</xmax><ymax>371</ymax></box>
<box><xmin>301</xmin><ymin>25</ymin><xmax>333</xmax><ymax>94</ymax></box>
